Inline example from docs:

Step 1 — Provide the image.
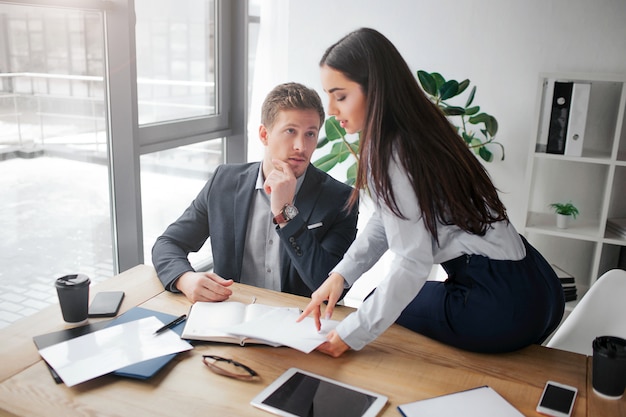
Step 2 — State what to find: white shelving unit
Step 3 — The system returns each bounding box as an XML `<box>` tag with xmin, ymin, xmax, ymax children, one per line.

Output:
<box><xmin>523</xmin><ymin>72</ymin><xmax>626</xmax><ymax>311</ymax></box>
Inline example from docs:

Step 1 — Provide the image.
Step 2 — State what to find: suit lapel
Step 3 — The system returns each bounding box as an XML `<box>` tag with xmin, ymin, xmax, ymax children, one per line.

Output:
<box><xmin>233</xmin><ymin>163</ymin><xmax>260</xmax><ymax>274</ymax></box>
<box><xmin>279</xmin><ymin>165</ymin><xmax>323</xmax><ymax>292</ymax></box>
<box><xmin>294</xmin><ymin>164</ymin><xmax>323</xmax><ymax>224</ymax></box>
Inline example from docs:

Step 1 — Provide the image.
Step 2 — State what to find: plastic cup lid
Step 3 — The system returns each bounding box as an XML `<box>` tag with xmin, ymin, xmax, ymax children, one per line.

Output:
<box><xmin>593</xmin><ymin>336</ymin><xmax>626</xmax><ymax>358</ymax></box>
<box><xmin>55</xmin><ymin>274</ymin><xmax>90</xmax><ymax>288</ymax></box>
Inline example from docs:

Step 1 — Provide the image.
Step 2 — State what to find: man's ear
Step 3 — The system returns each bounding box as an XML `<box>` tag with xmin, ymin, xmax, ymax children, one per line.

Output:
<box><xmin>259</xmin><ymin>124</ymin><xmax>269</xmax><ymax>146</ymax></box>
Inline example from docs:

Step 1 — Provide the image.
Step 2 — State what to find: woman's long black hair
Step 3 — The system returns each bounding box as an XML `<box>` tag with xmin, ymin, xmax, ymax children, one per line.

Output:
<box><xmin>320</xmin><ymin>28</ymin><xmax>508</xmax><ymax>243</ymax></box>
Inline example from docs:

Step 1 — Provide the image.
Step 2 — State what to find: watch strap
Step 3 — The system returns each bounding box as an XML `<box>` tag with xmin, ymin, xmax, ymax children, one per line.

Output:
<box><xmin>272</xmin><ymin>211</ymin><xmax>287</xmax><ymax>225</ymax></box>
<box><xmin>273</xmin><ymin>203</ymin><xmax>297</xmax><ymax>225</ymax></box>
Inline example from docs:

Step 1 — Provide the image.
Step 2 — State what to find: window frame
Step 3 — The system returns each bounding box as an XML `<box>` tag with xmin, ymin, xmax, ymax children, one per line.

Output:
<box><xmin>136</xmin><ymin>0</ymin><xmax>232</xmax><ymax>153</ymax></box>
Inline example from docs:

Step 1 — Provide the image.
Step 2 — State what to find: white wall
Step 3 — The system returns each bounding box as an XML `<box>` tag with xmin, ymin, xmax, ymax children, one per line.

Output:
<box><xmin>253</xmin><ymin>0</ymin><xmax>626</xmax><ymax>228</ymax></box>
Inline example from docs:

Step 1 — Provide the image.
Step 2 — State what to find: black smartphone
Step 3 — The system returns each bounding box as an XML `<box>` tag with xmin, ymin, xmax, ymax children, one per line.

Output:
<box><xmin>536</xmin><ymin>380</ymin><xmax>577</xmax><ymax>417</ymax></box>
<box><xmin>88</xmin><ymin>291</ymin><xmax>125</xmax><ymax>317</ymax></box>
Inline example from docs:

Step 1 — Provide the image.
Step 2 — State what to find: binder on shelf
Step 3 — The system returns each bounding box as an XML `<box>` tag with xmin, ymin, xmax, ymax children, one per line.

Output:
<box><xmin>536</xmin><ymin>78</ymin><xmax>555</xmax><ymax>153</ymax></box>
<box><xmin>563</xmin><ymin>82</ymin><xmax>590</xmax><ymax>157</ymax></box>
<box><xmin>543</xmin><ymin>81</ymin><xmax>590</xmax><ymax>156</ymax></box>
<box><xmin>546</xmin><ymin>81</ymin><xmax>573</xmax><ymax>154</ymax></box>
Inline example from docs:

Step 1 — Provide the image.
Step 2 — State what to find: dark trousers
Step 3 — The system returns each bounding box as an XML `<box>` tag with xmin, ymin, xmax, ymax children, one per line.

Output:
<box><xmin>395</xmin><ymin>236</ymin><xmax>565</xmax><ymax>353</ymax></box>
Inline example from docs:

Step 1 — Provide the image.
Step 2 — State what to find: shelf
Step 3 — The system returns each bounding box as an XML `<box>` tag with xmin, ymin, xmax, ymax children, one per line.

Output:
<box><xmin>524</xmin><ymin>72</ymin><xmax>626</xmax><ymax>292</ymax></box>
<box><xmin>533</xmin><ymin>150</ymin><xmax>612</xmax><ymax>165</ymax></box>
<box><xmin>603</xmin><ymin>231</ymin><xmax>626</xmax><ymax>245</ymax></box>
<box><xmin>526</xmin><ymin>212</ymin><xmax>601</xmax><ymax>241</ymax></box>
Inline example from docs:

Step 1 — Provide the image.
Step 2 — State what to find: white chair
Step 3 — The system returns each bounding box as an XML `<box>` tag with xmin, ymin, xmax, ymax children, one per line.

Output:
<box><xmin>547</xmin><ymin>269</ymin><xmax>626</xmax><ymax>356</ymax></box>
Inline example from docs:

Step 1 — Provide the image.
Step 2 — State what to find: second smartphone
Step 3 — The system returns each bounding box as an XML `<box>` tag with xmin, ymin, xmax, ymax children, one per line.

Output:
<box><xmin>88</xmin><ymin>291</ymin><xmax>125</xmax><ymax>317</ymax></box>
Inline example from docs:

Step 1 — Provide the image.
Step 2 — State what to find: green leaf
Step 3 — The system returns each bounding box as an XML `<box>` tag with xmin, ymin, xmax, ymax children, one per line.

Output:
<box><xmin>468</xmin><ymin>113</ymin><xmax>498</xmax><ymax>137</ymax></box>
<box><xmin>348</xmin><ymin>140</ymin><xmax>360</xmax><ymax>154</ymax></box>
<box><xmin>439</xmin><ymin>80</ymin><xmax>459</xmax><ymax>100</ymax></box>
<box><xmin>469</xmin><ymin>137</ymin><xmax>483</xmax><ymax>153</ymax></box>
<box><xmin>486</xmin><ymin>116</ymin><xmax>498</xmax><ymax>137</ymax></box>
<box><xmin>442</xmin><ymin>105</ymin><xmax>465</xmax><ymax>116</ymax></box>
<box><xmin>432</xmin><ymin>72</ymin><xmax>446</xmax><ymax>91</ymax></box>
<box><xmin>495</xmin><ymin>142</ymin><xmax>505</xmax><ymax>160</ymax></box>
<box><xmin>346</xmin><ymin>162</ymin><xmax>357</xmax><ymax>185</ymax></box>
<box><xmin>316</xmin><ymin>136</ymin><xmax>329</xmax><ymax>149</ymax></box>
<box><xmin>324</xmin><ymin>118</ymin><xmax>346</xmax><ymax>141</ymax></box>
<box><xmin>465</xmin><ymin>85</ymin><xmax>476</xmax><ymax>107</ymax></box>
<box><xmin>313</xmin><ymin>153</ymin><xmax>341</xmax><ymax>172</ymax></box>
<box><xmin>417</xmin><ymin>70</ymin><xmax>437</xmax><ymax>96</ymax></box>
<box><xmin>478</xmin><ymin>145</ymin><xmax>494</xmax><ymax>162</ymax></box>
<box><xmin>457</xmin><ymin>79</ymin><xmax>470</xmax><ymax>96</ymax></box>
<box><xmin>468</xmin><ymin>112</ymin><xmax>490</xmax><ymax>125</ymax></box>
<box><xmin>330</xmin><ymin>141</ymin><xmax>352</xmax><ymax>162</ymax></box>
<box><xmin>465</xmin><ymin>106</ymin><xmax>480</xmax><ymax>116</ymax></box>
<box><xmin>548</xmin><ymin>202</ymin><xmax>579</xmax><ymax>218</ymax></box>
<box><xmin>462</xmin><ymin>131</ymin><xmax>474</xmax><ymax>144</ymax></box>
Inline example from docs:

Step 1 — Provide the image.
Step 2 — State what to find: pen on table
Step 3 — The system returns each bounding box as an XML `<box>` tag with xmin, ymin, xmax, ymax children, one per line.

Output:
<box><xmin>154</xmin><ymin>314</ymin><xmax>187</xmax><ymax>334</ymax></box>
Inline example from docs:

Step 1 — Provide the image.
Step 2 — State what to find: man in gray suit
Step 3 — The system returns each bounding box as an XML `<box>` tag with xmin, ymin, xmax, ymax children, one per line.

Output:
<box><xmin>152</xmin><ymin>82</ymin><xmax>358</xmax><ymax>303</ymax></box>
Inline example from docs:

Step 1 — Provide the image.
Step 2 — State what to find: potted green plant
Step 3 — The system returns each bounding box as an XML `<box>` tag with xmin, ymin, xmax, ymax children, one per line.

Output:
<box><xmin>314</xmin><ymin>70</ymin><xmax>503</xmax><ymax>185</ymax></box>
<box><xmin>416</xmin><ymin>70</ymin><xmax>503</xmax><ymax>162</ymax></box>
<box><xmin>313</xmin><ymin>118</ymin><xmax>359</xmax><ymax>186</ymax></box>
<box><xmin>549</xmin><ymin>201</ymin><xmax>579</xmax><ymax>229</ymax></box>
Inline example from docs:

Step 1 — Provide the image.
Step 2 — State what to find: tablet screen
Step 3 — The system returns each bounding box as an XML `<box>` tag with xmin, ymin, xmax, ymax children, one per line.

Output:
<box><xmin>251</xmin><ymin>368</ymin><xmax>387</xmax><ymax>417</ymax></box>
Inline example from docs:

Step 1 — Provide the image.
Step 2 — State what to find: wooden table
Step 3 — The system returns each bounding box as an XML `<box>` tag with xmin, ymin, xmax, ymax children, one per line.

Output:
<box><xmin>0</xmin><ymin>265</ymin><xmax>623</xmax><ymax>416</ymax></box>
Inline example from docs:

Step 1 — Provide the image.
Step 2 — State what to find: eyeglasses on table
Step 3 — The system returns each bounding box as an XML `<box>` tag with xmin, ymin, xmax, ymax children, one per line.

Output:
<box><xmin>202</xmin><ymin>355</ymin><xmax>259</xmax><ymax>381</ymax></box>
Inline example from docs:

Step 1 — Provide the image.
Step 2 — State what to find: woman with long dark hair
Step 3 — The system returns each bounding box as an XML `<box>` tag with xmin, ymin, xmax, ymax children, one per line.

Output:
<box><xmin>299</xmin><ymin>28</ymin><xmax>564</xmax><ymax>357</ymax></box>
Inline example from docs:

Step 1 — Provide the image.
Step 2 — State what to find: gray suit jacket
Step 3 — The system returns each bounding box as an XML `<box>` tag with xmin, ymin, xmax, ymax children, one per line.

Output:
<box><xmin>152</xmin><ymin>162</ymin><xmax>358</xmax><ymax>297</ymax></box>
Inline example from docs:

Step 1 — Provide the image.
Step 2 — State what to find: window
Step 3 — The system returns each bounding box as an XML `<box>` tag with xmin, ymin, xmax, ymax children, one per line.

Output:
<box><xmin>0</xmin><ymin>0</ymin><xmax>246</xmax><ymax>328</ymax></box>
<box><xmin>0</xmin><ymin>2</ymin><xmax>112</xmax><ymax>328</ymax></box>
<box><xmin>134</xmin><ymin>0</ymin><xmax>217</xmax><ymax>124</ymax></box>
<box><xmin>135</xmin><ymin>0</ymin><xmax>242</xmax><ymax>270</ymax></box>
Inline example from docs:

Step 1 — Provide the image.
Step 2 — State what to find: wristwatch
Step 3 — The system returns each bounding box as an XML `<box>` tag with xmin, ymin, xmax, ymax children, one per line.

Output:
<box><xmin>273</xmin><ymin>203</ymin><xmax>298</xmax><ymax>225</ymax></box>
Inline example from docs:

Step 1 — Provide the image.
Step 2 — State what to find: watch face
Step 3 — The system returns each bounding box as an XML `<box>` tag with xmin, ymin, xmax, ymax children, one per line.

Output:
<box><xmin>284</xmin><ymin>204</ymin><xmax>298</xmax><ymax>219</ymax></box>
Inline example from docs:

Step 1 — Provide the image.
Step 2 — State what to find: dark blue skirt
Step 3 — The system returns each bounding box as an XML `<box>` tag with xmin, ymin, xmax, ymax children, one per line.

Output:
<box><xmin>395</xmin><ymin>235</ymin><xmax>565</xmax><ymax>353</ymax></box>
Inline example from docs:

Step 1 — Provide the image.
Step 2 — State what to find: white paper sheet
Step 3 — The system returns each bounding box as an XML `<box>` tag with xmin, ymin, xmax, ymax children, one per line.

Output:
<box><xmin>38</xmin><ymin>316</ymin><xmax>193</xmax><ymax>387</ymax></box>
<box><xmin>226</xmin><ymin>308</ymin><xmax>339</xmax><ymax>353</ymax></box>
<box><xmin>397</xmin><ymin>386</ymin><xmax>524</xmax><ymax>417</ymax></box>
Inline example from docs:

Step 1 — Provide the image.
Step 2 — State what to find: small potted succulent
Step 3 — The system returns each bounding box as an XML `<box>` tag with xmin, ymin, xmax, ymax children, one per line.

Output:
<box><xmin>549</xmin><ymin>201</ymin><xmax>579</xmax><ymax>229</ymax></box>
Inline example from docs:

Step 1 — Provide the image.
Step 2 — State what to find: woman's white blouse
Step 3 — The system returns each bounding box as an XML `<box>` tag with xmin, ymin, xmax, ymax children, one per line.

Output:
<box><xmin>332</xmin><ymin>156</ymin><xmax>526</xmax><ymax>350</ymax></box>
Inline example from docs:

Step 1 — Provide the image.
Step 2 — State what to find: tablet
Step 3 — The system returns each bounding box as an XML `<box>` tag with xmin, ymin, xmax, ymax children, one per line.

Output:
<box><xmin>251</xmin><ymin>368</ymin><xmax>388</xmax><ymax>417</ymax></box>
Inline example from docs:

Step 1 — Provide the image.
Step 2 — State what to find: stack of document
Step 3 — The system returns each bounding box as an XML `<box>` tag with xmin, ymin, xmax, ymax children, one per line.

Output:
<box><xmin>34</xmin><ymin>308</ymin><xmax>193</xmax><ymax>387</ymax></box>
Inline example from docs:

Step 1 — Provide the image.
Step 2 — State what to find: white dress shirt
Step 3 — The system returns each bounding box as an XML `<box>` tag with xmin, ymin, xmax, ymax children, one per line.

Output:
<box><xmin>240</xmin><ymin>163</ymin><xmax>305</xmax><ymax>291</ymax></box>
<box><xmin>333</xmin><ymin>155</ymin><xmax>526</xmax><ymax>350</ymax></box>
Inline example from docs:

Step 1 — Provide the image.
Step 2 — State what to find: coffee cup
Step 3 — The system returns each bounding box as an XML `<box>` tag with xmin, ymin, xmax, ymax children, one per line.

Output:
<box><xmin>592</xmin><ymin>335</ymin><xmax>626</xmax><ymax>399</ymax></box>
<box><xmin>55</xmin><ymin>274</ymin><xmax>91</xmax><ymax>324</ymax></box>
